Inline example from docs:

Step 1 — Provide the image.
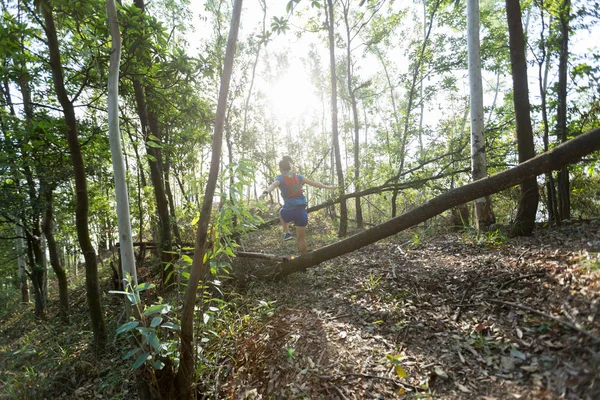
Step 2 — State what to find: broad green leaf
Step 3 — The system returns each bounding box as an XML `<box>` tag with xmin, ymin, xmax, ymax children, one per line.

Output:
<box><xmin>150</xmin><ymin>317</ymin><xmax>163</xmax><ymax>328</ymax></box>
<box><xmin>133</xmin><ymin>352</ymin><xmax>150</xmax><ymax>369</ymax></box>
<box><xmin>136</xmin><ymin>282</ymin><xmax>155</xmax><ymax>291</ymax></box>
<box><xmin>146</xmin><ymin>141</ymin><xmax>162</xmax><ymax>148</ymax></box>
<box><xmin>116</xmin><ymin>321</ymin><xmax>140</xmax><ymax>335</ymax></box>
<box><xmin>160</xmin><ymin>322</ymin><xmax>181</xmax><ymax>331</ymax></box>
<box><xmin>148</xmin><ymin>134</ymin><xmax>160</xmax><ymax>141</ymax></box>
<box><xmin>146</xmin><ymin>332</ymin><xmax>161</xmax><ymax>352</ymax></box>
<box><xmin>182</xmin><ymin>254</ymin><xmax>193</xmax><ymax>264</ymax></box>
<box><xmin>144</xmin><ymin>303</ymin><xmax>171</xmax><ymax>316</ymax></box>
<box><xmin>123</xmin><ymin>348</ymin><xmax>141</xmax><ymax>360</ymax></box>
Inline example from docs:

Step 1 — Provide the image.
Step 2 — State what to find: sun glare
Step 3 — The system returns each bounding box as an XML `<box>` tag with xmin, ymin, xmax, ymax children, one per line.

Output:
<box><xmin>268</xmin><ymin>65</ymin><xmax>318</xmax><ymax>122</ymax></box>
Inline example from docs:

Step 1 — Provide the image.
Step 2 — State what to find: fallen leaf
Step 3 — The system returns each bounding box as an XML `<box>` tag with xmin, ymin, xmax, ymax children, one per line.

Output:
<box><xmin>434</xmin><ymin>366</ymin><xmax>448</xmax><ymax>379</ymax></box>
<box><xmin>455</xmin><ymin>382</ymin><xmax>471</xmax><ymax>393</ymax></box>
<box><xmin>516</xmin><ymin>328</ymin><xmax>523</xmax><ymax>339</ymax></box>
<box><xmin>510</xmin><ymin>348</ymin><xmax>527</xmax><ymax>361</ymax></box>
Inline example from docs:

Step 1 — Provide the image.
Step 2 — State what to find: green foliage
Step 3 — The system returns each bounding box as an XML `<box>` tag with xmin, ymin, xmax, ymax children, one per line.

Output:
<box><xmin>111</xmin><ymin>279</ymin><xmax>180</xmax><ymax>372</ymax></box>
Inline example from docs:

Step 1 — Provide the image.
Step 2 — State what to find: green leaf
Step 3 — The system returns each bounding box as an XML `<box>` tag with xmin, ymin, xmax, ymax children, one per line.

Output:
<box><xmin>150</xmin><ymin>317</ymin><xmax>163</xmax><ymax>328</ymax></box>
<box><xmin>144</xmin><ymin>304</ymin><xmax>171</xmax><ymax>316</ymax></box>
<box><xmin>160</xmin><ymin>322</ymin><xmax>181</xmax><ymax>331</ymax></box>
<box><xmin>147</xmin><ymin>141</ymin><xmax>162</xmax><ymax>148</ymax></box>
<box><xmin>146</xmin><ymin>332</ymin><xmax>161</xmax><ymax>352</ymax></box>
<box><xmin>153</xmin><ymin>360</ymin><xmax>165</xmax><ymax>370</ymax></box>
<box><xmin>182</xmin><ymin>254</ymin><xmax>193</xmax><ymax>264</ymax></box>
<box><xmin>145</xmin><ymin>153</ymin><xmax>157</xmax><ymax>162</ymax></box>
<box><xmin>191</xmin><ymin>215</ymin><xmax>200</xmax><ymax>225</ymax></box>
<box><xmin>116</xmin><ymin>321</ymin><xmax>140</xmax><ymax>335</ymax></box>
<box><xmin>148</xmin><ymin>134</ymin><xmax>160</xmax><ymax>141</ymax></box>
<box><xmin>136</xmin><ymin>282</ymin><xmax>155</xmax><ymax>291</ymax></box>
<box><xmin>123</xmin><ymin>348</ymin><xmax>141</xmax><ymax>360</ymax></box>
<box><xmin>133</xmin><ymin>352</ymin><xmax>150</xmax><ymax>369</ymax></box>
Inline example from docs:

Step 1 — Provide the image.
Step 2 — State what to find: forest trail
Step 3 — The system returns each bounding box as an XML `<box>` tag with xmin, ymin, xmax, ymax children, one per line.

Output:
<box><xmin>1</xmin><ymin>221</ymin><xmax>599</xmax><ymax>399</ymax></box>
<box><xmin>226</xmin><ymin>220</ymin><xmax>600</xmax><ymax>399</ymax></box>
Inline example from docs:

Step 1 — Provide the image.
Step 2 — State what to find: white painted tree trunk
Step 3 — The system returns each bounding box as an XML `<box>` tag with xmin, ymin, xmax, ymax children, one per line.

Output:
<box><xmin>467</xmin><ymin>0</ymin><xmax>493</xmax><ymax>229</ymax></box>
<box><xmin>106</xmin><ymin>0</ymin><xmax>138</xmax><ymax>292</ymax></box>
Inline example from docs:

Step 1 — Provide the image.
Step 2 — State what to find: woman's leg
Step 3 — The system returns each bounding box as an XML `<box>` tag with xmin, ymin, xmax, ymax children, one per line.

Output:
<box><xmin>295</xmin><ymin>226</ymin><xmax>307</xmax><ymax>254</ymax></box>
<box><xmin>279</xmin><ymin>209</ymin><xmax>290</xmax><ymax>233</ymax></box>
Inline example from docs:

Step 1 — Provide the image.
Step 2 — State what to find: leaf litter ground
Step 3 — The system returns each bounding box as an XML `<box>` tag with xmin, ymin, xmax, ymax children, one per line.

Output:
<box><xmin>226</xmin><ymin>220</ymin><xmax>600</xmax><ymax>399</ymax></box>
<box><xmin>1</xmin><ymin>220</ymin><xmax>599</xmax><ymax>399</ymax></box>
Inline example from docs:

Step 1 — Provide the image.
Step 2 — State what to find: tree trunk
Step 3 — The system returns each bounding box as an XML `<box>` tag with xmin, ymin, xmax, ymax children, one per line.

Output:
<box><xmin>342</xmin><ymin>1</ymin><xmax>363</xmax><ymax>228</ymax></box>
<box><xmin>107</xmin><ymin>0</ymin><xmax>139</xmax><ymax>294</ymax></box>
<box><xmin>556</xmin><ymin>0</ymin><xmax>571</xmax><ymax>221</ymax></box>
<box><xmin>41</xmin><ymin>186</ymin><xmax>70</xmax><ymax>323</ymax></box>
<box><xmin>130</xmin><ymin>0</ymin><xmax>173</xmax><ymax>283</ymax></box>
<box><xmin>164</xmin><ymin>126</ymin><xmax>181</xmax><ymax>245</ymax></box>
<box><xmin>176</xmin><ymin>0</ymin><xmax>243</xmax><ymax>397</ymax></box>
<box><xmin>275</xmin><ymin>127</ymin><xmax>600</xmax><ymax>277</ymax></box>
<box><xmin>467</xmin><ymin>0</ymin><xmax>494</xmax><ymax>230</ymax></box>
<box><xmin>326</xmin><ymin>0</ymin><xmax>348</xmax><ymax>237</ymax></box>
<box><xmin>538</xmin><ymin>6</ymin><xmax>559</xmax><ymax>224</ymax></box>
<box><xmin>506</xmin><ymin>0</ymin><xmax>539</xmax><ymax>237</ymax></box>
<box><xmin>41</xmin><ymin>0</ymin><xmax>107</xmax><ymax>346</ymax></box>
<box><xmin>15</xmin><ymin>223</ymin><xmax>30</xmax><ymax>303</ymax></box>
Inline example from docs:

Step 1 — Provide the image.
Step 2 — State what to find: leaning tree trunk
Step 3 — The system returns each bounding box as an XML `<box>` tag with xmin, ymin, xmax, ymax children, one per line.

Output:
<box><xmin>467</xmin><ymin>0</ymin><xmax>494</xmax><ymax>230</ymax></box>
<box><xmin>274</xmin><ymin>127</ymin><xmax>600</xmax><ymax>277</ymax></box>
<box><xmin>326</xmin><ymin>0</ymin><xmax>348</xmax><ymax>237</ymax></box>
<box><xmin>41</xmin><ymin>186</ymin><xmax>70</xmax><ymax>323</ymax></box>
<box><xmin>41</xmin><ymin>0</ymin><xmax>107</xmax><ymax>346</ymax></box>
<box><xmin>506</xmin><ymin>0</ymin><xmax>539</xmax><ymax>237</ymax></box>
<box><xmin>176</xmin><ymin>0</ymin><xmax>243</xmax><ymax>397</ymax></box>
<box><xmin>556</xmin><ymin>0</ymin><xmax>571</xmax><ymax>221</ymax></box>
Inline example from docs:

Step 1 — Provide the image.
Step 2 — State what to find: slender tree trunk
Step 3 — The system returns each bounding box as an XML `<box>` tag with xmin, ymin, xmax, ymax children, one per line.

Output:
<box><xmin>467</xmin><ymin>0</ymin><xmax>494</xmax><ymax>230</ymax></box>
<box><xmin>506</xmin><ymin>0</ymin><xmax>539</xmax><ymax>237</ymax></box>
<box><xmin>15</xmin><ymin>223</ymin><xmax>30</xmax><ymax>303</ymax></box>
<box><xmin>326</xmin><ymin>0</ymin><xmax>348</xmax><ymax>237</ymax></box>
<box><xmin>26</xmin><ymin>234</ymin><xmax>46</xmax><ymax>317</ymax></box>
<box><xmin>130</xmin><ymin>0</ymin><xmax>173</xmax><ymax>283</ymax></box>
<box><xmin>107</xmin><ymin>0</ymin><xmax>139</xmax><ymax>295</ymax></box>
<box><xmin>164</xmin><ymin>126</ymin><xmax>181</xmax><ymax>244</ymax></box>
<box><xmin>556</xmin><ymin>0</ymin><xmax>571</xmax><ymax>221</ymax></box>
<box><xmin>41</xmin><ymin>0</ymin><xmax>107</xmax><ymax>346</ymax></box>
<box><xmin>342</xmin><ymin>2</ymin><xmax>363</xmax><ymax>228</ymax></box>
<box><xmin>538</xmin><ymin>6</ymin><xmax>559</xmax><ymax>224</ymax></box>
<box><xmin>41</xmin><ymin>186</ymin><xmax>69</xmax><ymax>323</ymax></box>
<box><xmin>176</xmin><ymin>0</ymin><xmax>243</xmax><ymax>397</ymax></box>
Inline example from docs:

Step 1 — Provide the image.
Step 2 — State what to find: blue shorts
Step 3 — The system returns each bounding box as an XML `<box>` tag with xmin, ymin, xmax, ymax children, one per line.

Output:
<box><xmin>280</xmin><ymin>207</ymin><xmax>308</xmax><ymax>227</ymax></box>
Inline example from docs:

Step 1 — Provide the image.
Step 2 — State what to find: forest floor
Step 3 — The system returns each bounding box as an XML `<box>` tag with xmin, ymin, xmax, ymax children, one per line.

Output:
<box><xmin>1</xmin><ymin>216</ymin><xmax>600</xmax><ymax>399</ymax></box>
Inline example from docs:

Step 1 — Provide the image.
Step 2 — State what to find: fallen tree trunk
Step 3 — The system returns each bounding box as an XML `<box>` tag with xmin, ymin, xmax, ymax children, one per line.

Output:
<box><xmin>273</xmin><ymin>127</ymin><xmax>600</xmax><ymax>278</ymax></box>
<box><xmin>258</xmin><ymin>168</ymin><xmax>471</xmax><ymax>228</ymax></box>
<box><xmin>236</xmin><ymin>252</ymin><xmax>290</xmax><ymax>262</ymax></box>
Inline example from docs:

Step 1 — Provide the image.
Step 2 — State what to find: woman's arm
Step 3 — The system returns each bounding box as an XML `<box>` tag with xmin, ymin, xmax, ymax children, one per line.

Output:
<box><xmin>261</xmin><ymin>179</ymin><xmax>281</xmax><ymax>197</ymax></box>
<box><xmin>301</xmin><ymin>177</ymin><xmax>336</xmax><ymax>190</ymax></box>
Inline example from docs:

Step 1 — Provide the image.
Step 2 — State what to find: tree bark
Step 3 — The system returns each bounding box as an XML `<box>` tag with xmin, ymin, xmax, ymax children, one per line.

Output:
<box><xmin>274</xmin><ymin>127</ymin><xmax>600</xmax><ymax>277</ymax></box>
<box><xmin>326</xmin><ymin>0</ymin><xmax>348</xmax><ymax>237</ymax></box>
<box><xmin>556</xmin><ymin>0</ymin><xmax>571</xmax><ymax>221</ymax></box>
<box><xmin>42</xmin><ymin>186</ymin><xmax>69</xmax><ymax>323</ymax></box>
<box><xmin>467</xmin><ymin>0</ymin><xmax>494</xmax><ymax>230</ymax></box>
<box><xmin>15</xmin><ymin>223</ymin><xmax>30</xmax><ymax>303</ymax></box>
<box><xmin>41</xmin><ymin>0</ymin><xmax>107</xmax><ymax>346</ymax></box>
<box><xmin>107</xmin><ymin>0</ymin><xmax>139</xmax><ymax>294</ymax></box>
<box><xmin>130</xmin><ymin>0</ymin><xmax>173</xmax><ymax>284</ymax></box>
<box><xmin>506</xmin><ymin>0</ymin><xmax>539</xmax><ymax>237</ymax></box>
<box><xmin>176</xmin><ymin>0</ymin><xmax>243</xmax><ymax>397</ymax></box>
<box><xmin>538</xmin><ymin>6</ymin><xmax>559</xmax><ymax>224</ymax></box>
<box><xmin>342</xmin><ymin>1</ymin><xmax>363</xmax><ymax>228</ymax></box>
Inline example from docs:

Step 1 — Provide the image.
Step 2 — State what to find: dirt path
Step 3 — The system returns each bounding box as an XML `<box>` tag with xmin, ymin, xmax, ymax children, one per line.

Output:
<box><xmin>226</xmin><ymin>222</ymin><xmax>600</xmax><ymax>399</ymax></box>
